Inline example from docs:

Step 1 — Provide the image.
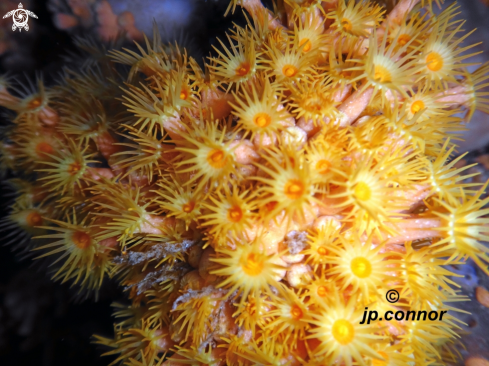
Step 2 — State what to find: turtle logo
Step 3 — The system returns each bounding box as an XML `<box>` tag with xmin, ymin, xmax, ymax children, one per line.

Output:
<box><xmin>3</xmin><ymin>3</ymin><xmax>38</xmax><ymax>32</ymax></box>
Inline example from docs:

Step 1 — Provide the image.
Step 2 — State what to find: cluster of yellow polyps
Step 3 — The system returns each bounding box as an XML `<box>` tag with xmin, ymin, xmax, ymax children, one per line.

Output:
<box><xmin>1</xmin><ymin>0</ymin><xmax>489</xmax><ymax>365</ymax></box>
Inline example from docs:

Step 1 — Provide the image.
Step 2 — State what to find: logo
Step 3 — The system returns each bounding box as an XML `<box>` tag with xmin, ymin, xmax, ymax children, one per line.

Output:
<box><xmin>2</xmin><ymin>3</ymin><xmax>38</xmax><ymax>32</ymax></box>
<box><xmin>385</xmin><ymin>289</ymin><xmax>399</xmax><ymax>303</ymax></box>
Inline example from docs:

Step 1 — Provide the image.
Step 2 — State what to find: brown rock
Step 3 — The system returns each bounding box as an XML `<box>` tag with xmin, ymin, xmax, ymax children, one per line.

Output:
<box><xmin>476</xmin><ymin>155</ymin><xmax>489</xmax><ymax>170</ymax></box>
<box><xmin>466</xmin><ymin>357</ymin><xmax>489</xmax><ymax>366</ymax></box>
<box><xmin>476</xmin><ymin>286</ymin><xmax>489</xmax><ymax>308</ymax></box>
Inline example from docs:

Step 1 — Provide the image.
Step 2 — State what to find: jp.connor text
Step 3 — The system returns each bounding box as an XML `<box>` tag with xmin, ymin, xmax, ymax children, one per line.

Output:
<box><xmin>359</xmin><ymin>307</ymin><xmax>448</xmax><ymax>325</ymax></box>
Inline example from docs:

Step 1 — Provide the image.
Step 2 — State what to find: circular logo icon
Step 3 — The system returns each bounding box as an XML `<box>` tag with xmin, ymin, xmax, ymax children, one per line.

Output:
<box><xmin>2</xmin><ymin>3</ymin><xmax>38</xmax><ymax>32</ymax></box>
<box><xmin>13</xmin><ymin>9</ymin><xmax>29</xmax><ymax>29</ymax></box>
<box><xmin>386</xmin><ymin>289</ymin><xmax>399</xmax><ymax>303</ymax></box>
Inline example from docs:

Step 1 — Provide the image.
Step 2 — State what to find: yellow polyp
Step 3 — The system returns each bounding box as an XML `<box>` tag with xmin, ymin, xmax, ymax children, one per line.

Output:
<box><xmin>68</xmin><ymin>161</ymin><xmax>82</xmax><ymax>175</ymax></box>
<box><xmin>28</xmin><ymin>97</ymin><xmax>42</xmax><ymax>110</ymax></box>
<box><xmin>290</xmin><ymin>305</ymin><xmax>303</xmax><ymax>320</ymax></box>
<box><xmin>332</xmin><ymin>319</ymin><xmax>355</xmax><ymax>345</ymax></box>
<box><xmin>35</xmin><ymin>142</ymin><xmax>54</xmax><ymax>157</ymax></box>
<box><xmin>398</xmin><ymin>34</ymin><xmax>411</xmax><ymax>46</ymax></box>
<box><xmin>351</xmin><ymin>257</ymin><xmax>372</xmax><ymax>278</ymax></box>
<box><xmin>180</xmin><ymin>90</ymin><xmax>189</xmax><ymax>100</ymax></box>
<box><xmin>317</xmin><ymin>285</ymin><xmax>328</xmax><ymax>297</ymax></box>
<box><xmin>309</xmin><ymin>103</ymin><xmax>322</xmax><ymax>113</ymax></box>
<box><xmin>304</xmin><ymin>96</ymin><xmax>323</xmax><ymax>113</ymax></box>
<box><xmin>235</xmin><ymin>62</ymin><xmax>251</xmax><ymax>76</ymax></box>
<box><xmin>207</xmin><ymin>149</ymin><xmax>227</xmax><ymax>168</ymax></box>
<box><xmin>317</xmin><ymin>246</ymin><xmax>328</xmax><ymax>256</ymax></box>
<box><xmin>353</xmin><ymin>182</ymin><xmax>372</xmax><ymax>201</ymax></box>
<box><xmin>316</xmin><ymin>159</ymin><xmax>331</xmax><ymax>174</ymax></box>
<box><xmin>372</xmin><ymin>352</ymin><xmax>389</xmax><ymax>366</ymax></box>
<box><xmin>284</xmin><ymin>179</ymin><xmax>305</xmax><ymax>200</ymax></box>
<box><xmin>340</xmin><ymin>69</ymin><xmax>352</xmax><ymax>78</ymax></box>
<box><xmin>265</xmin><ymin>201</ymin><xmax>278</xmax><ymax>212</ymax></box>
<box><xmin>241</xmin><ymin>252</ymin><xmax>265</xmax><ymax>276</ymax></box>
<box><xmin>341</xmin><ymin>18</ymin><xmax>353</xmax><ymax>32</ymax></box>
<box><xmin>72</xmin><ymin>231</ymin><xmax>91</xmax><ymax>249</ymax></box>
<box><xmin>299</xmin><ymin>38</ymin><xmax>312</xmax><ymax>53</ymax></box>
<box><xmin>253</xmin><ymin>112</ymin><xmax>272</xmax><ymax>128</ymax></box>
<box><xmin>227</xmin><ymin>205</ymin><xmax>243</xmax><ymax>222</ymax></box>
<box><xmin>426</xmin><ymin>52</ymin><xmax>443</xmax><ymax>72</ymax></box>
<box><xmin>411</xmin><ymin>100</ymin><xmax>425</xmax><ymax>114</ymax></box>
<box><xmin>373</xmin><ymin>65</ymin><xmax>392</xmax><ymax>83</ymax></box>
<box><xmin>182</xmin><ymin>201</ymin><xmax>196</xmax><ymax>213</ymax></box>
<box><xmin>282</xmin><ymin>64</ymin><xmax>299</xmax><ymax>78</ymax></box>
<box><xmin>26</xmin><ymin>212</ymin><xmax>42</xmax><ymax>227</ymax></box>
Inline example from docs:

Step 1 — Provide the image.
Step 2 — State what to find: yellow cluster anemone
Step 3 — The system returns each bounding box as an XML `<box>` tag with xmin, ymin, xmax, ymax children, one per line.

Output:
<box><xmin>34</xmin><ymin>210</ymin><xmax>113</xmax><ymax>295</ymax></box>
<box><xmin>2</xmin><ymin>0</ymin><xmax>489</xmax><ymax>365</ymax></box>
<box><xmin>211</xmin><ymin>238</ymin><xmax>285</xmax><ymax>307</ymax></box>
<box><xmin>229</xmin><ymin>75</ymin><xmax>291</xmax><ymax>142</ymax></box>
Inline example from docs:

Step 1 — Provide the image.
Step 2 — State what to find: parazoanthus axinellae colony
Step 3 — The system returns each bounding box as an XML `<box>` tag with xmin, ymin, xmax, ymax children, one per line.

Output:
<box><xmin>1</xmin><ymin>0</ymin><xmax>489</xmax><ymax>364</ymax></box>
